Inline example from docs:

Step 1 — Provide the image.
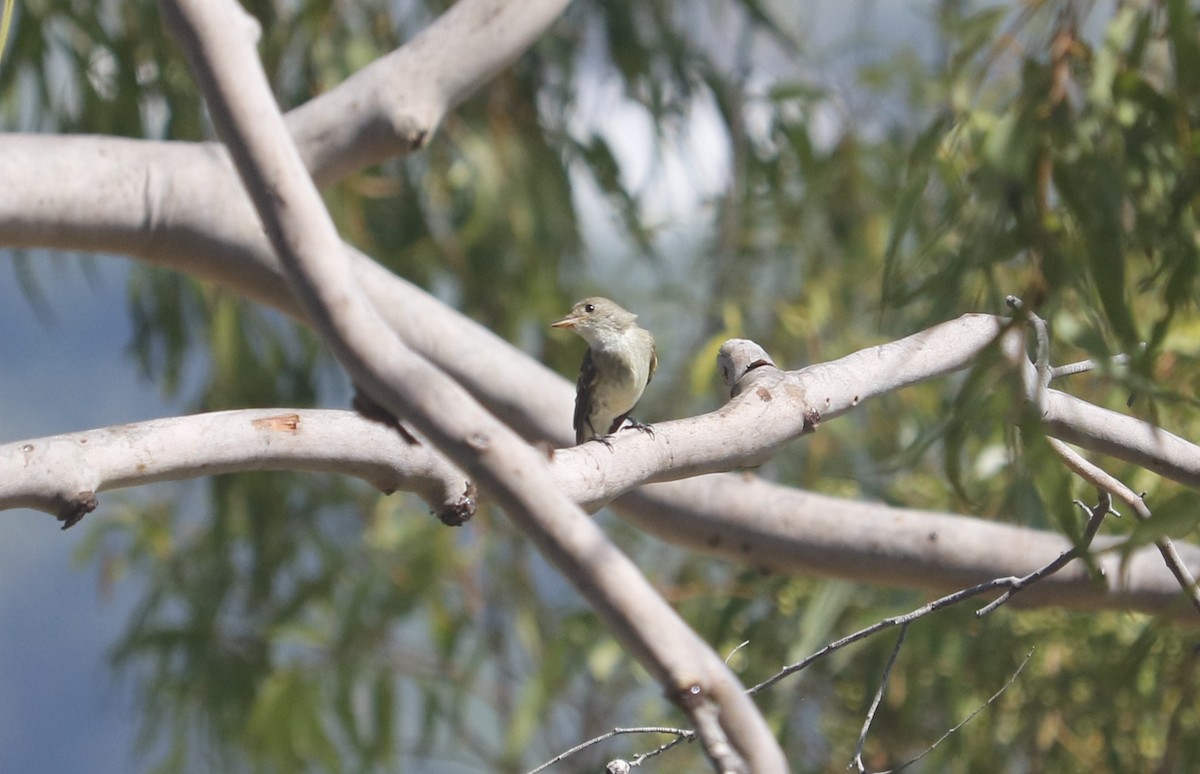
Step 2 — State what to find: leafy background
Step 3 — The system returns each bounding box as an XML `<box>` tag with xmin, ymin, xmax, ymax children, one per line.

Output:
<box><xmin>3</xmin><ymin>0</ymin><xmax>1200</xmax><ymax>771</ymax></box>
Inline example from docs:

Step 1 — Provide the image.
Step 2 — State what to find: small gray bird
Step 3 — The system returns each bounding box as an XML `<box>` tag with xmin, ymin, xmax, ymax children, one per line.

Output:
<box><xmin>552</xmin><ymin>297</ymin><xmax>658</xmax><ymax>446</ymax></box>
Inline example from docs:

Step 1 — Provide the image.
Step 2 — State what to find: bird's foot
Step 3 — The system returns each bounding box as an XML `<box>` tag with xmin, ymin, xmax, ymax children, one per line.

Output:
<box><xmin>589</xmin><ymin>419</ymin><xmax>653</xmax><ymax>450</ymax></box>
<box><xmin>623</xmin><ymin>417</ymin><xmax>655</xmax><ymax>439</ymax></box>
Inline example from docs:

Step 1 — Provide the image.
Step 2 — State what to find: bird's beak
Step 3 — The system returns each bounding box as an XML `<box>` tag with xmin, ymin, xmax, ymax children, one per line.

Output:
<box><xmin>551</xmin><ymin>314</ymin><xmax>577</xmax><ymax>329</ymax></box>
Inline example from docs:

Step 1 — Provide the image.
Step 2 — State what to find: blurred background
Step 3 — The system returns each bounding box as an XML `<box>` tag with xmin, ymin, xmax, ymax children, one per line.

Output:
<box><xmin>4</xmin><ymin>0</ymin><xmax>1200</xmax><ymax>771</ymax></box>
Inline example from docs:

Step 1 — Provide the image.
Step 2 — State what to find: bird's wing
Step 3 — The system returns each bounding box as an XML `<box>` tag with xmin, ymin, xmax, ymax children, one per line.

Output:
<box><xmin>646</xmin><ymin>339</ymin><xmax>658</xmax><ymax>386</ymax></box>
<box><xmin>573</xmin><ymin>348</ymin><xmax>599</xmax><ymax>445</ymax></box>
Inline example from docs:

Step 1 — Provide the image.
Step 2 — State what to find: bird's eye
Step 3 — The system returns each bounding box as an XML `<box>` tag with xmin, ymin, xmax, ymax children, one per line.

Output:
<box><xmin>584</xmin><ymin>304</ymin><xmax>595</xmax><ymax>313</ymax></box>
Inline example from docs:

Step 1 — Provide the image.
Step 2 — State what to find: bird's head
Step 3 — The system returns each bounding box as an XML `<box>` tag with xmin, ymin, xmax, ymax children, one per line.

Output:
<box><xmin>551</xmin><ymin>297</ymin><xmax>637</xmax><ymax>346</ymax></box>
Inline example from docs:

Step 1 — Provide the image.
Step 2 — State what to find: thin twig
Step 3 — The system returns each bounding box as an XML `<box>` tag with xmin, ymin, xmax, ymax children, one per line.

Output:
<box><xmin>882</xmin><ymin>649</ymin><xmax>1034</xmax><ymax>773</ymax></box>
<box><xmin>526</xmin><ymin>727</ymin><xmax>693</xmax><ymax>774</ymax></box>
<box><xmin>1153</xmin><ymin>537</ymin><xmax>1200</xmax><ymax>616</ymax></box>
<box><xmin>689</xmin><ymin>697</ymin><xmax>747</xmax><ymax>774</ymax></box>
<box><xmin>1044</xmin><ymin>437</ymin><xmax>1200</xmax><ymax>615</ymax></box>
<box><xmin>725</xmin><ymin>640</ymin><xmax>751</xmax><ymax>665</ymax></box>
<box><xmin>752</xmin><ymin>493</ymin><xmax>1113</xmax><ymax>694</ymax></box>
<box><xmin>1050</xmin><ymin>351</ymin><xmax>1134</xmax><ymax>380</ymax></box>
<box><xmin>1005</xmin><ymin>295</ymin><xmax>1050</xmax><ymax>394</ymax></box>
<box><xmin>625</xmin><ymin>733</ymin><xmax>693</xmax><ymax>767</ymax></box>
<box><xmin>976</xmin><ymin>493</ymin><xmax>1110</xmax><ymax>617</ymax></box>
<box><xmin>1046</xmin><ymin>438</ymin><xmax>1137</xmax><ymax>515</ymax></box>
<box><xmin>1007</xmin><ymin>303</ymin><xmax>1200</xmax><ymax>617</ymax></box>
<box><xmin>850</xmin><ymin>624</ymin><xmax>910</xmax><ymax>773</ymax></box>
<box><xmin>750</xmin><ymin>578</ymin><xmax>1000</xmax><ymax>695</ymax></box>
<box><xmin>549</xmin><ymin>519</ymin><xmax>1086</xmax><ymax>773</ymax></box>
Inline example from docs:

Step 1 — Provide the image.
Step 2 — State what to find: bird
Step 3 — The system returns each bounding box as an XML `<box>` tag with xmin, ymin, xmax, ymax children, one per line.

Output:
<box><xmin>552</xmin><ymin>297</ymin><xmax>657</xmax><ymax>446</ymax></box>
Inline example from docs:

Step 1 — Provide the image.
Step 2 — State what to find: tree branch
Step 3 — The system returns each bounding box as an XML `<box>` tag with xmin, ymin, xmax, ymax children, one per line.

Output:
<box><xmin>0</xmin><ymin>409</ymin><xmax>474</xmax><ymax>527</ymax></box>
<box><xmin>621</xmin><ymin>477</ymin><xmax>1200</xmax><ymax>619</ymax></box>
<box><xmin>745</xmin><ymin>491</ymin><xmax>1106</xmax><ymax>698</ymax></box>
<box><xmin>0</xmin><ymin>134</ymin><xmax>578</xmax><ymax>441</ymax></box>
<box><xmin>880</xmin><ymin>649</ymin><xmax>1033</xmax><ymax>773</ymax></box>
<box><xmin>157</xmin><ymin>0</ymin><xmax>785</xmax><ymax>769</ymax></box>
<box><xmin>2</xmin><ymin>0</ymin><xmax>1198</xmax><ymax>623</ymax></box>
<box><xmin>527</xmin><ymin>727</ymin><xmax>694</xmax><ymax>774</ymax></box>
<box><xmin>554</xmin><ymin>320</ymin><xmax>1014</xmax><ymax>507</ymax></box>
<box><xmin>286</xmin><ymin>0</ymin><xmax>572</xmax><ymax>185</ymax></box>
<box><xmin>1042</xmin><ymin>436</ymin><xmax>1200</xmax><ymax>615</ymax></box>
<box><xmin>974</xmin><ymin>493</ymin><xmax>1111</xmax><ymax>617</ymax></box>
<box><xmin>851</xmin><ymin>624</ymin><xmax>909</xmax><ymax>774</ymax></box>
<box><xmin>7</xmin><ymin>142</ymin><xmax>1200</xmax><ymax>499</ymax></box>
<box><xmin>5</xmin><ymin>409</ymin><xmax>1200</xmax><ymax>618</ymax></box>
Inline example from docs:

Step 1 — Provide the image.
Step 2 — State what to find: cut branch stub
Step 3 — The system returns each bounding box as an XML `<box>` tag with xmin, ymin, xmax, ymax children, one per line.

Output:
<box><xmin>58</xmin><ymin>490</ymin><xmax>98</xmax><ymax>530</ymax></box>
<box><xmin>717</xmin><ymin>339</ymin><xmax>777</xmax><ymax>397</ymax></box>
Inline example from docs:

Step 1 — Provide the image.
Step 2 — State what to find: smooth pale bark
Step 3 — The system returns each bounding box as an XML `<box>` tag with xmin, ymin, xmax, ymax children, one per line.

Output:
<box><xmin>4</xmin><ymin>409</ymin><xmax>1198</xmax><ymax>620</ymax></box>
<box><xmin>157</xmin><ymin>0</ymin><xmax>787</xmax><ymax>769</ymax></box>
<box><xmin>2</xmin><ymin>0</ymin><xmax>1197</xmax><ymax>626</ymax></box>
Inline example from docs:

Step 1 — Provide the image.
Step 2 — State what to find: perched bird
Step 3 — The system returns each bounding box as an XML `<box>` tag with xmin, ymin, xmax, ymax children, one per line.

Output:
<box><xmin>552</xmin><ymin>297</ymin><xmax>657</xmax><ymax>446</ymax></box>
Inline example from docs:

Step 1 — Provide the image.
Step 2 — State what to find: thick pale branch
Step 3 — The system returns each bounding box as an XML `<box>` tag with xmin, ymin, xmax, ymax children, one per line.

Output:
<box><xmin>2</xmin><ymin>0</ymin><xmax>1199</xmax><ymax>628</ymax></box>
<box><xmin>0</xmin><ymin>410</ymin><xmax>473</xmax><ymax>526</ymax></box>
<box><xmin>552</xmin><ymin>317</ymin><xmax>1010</xmax><ymax>506</ymax></box>
<box><xmin>4</xmin><ymin>410</ymin><xmax>1199</xmax><ymax>618</ymax></box>
<box><xmin>618</xmin><ymin>476</ymin><xmax>1200</xmax><ymax>620</ymax></box>
<box><xmin>0</xmin><ymin>0</ymin><xmax>577</xmax><ymax>437</ymax></box>
<box><xmin>1042</xmin><ymin>391</ymin><xmax>1200</xmax><ymax>488</ymax></box>
<box><xmin>286</xmin><ymin>0</ymin><xmax>572</xmax><ymax>185</ymax></box>
<box><xmin>565</xmin><ymin>326</ymin><xmax>1200</xmax><ymax>526</ymax></box>
<box><xmin>0</xmin><ymin>133</ymin><xmax>576</xmax><ymax>441</ymax></box>
<box><xmin>1</xmin><ymin>0</ymin><xmax>1194</xmax><ymax>494</ymax></box>
<box><xmin>158</xmin><ymin>0</ymin><xmax>784</xmax><ymax>768</ymax></box>
<box><xmin>5</xmin><ymin>152</ymin><xmax>1200</xmax><ymax>500</ymax></box>
<box><xmin>11</xmin><ymin>140</ymin><xmax>1200</xmax><ymax>496</ymax></box>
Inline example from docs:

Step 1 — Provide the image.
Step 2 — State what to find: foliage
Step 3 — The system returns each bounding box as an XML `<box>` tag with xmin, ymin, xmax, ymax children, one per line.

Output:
<box><xmin>8</xmin><ymin>0</ymin><xmax>1200</xmax><ymax>771</ymax></box>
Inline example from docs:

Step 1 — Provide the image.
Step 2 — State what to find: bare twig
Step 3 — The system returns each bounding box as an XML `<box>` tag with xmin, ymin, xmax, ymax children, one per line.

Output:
<box><xmin>1046</xmin><ymin>438</ymin><xmax>1139</xmax><ymax>514</ymax></box>
<box><xmin>526</xmin><ymin>727</ymin><xmax>693</xmax><ymax>774</ymax></box>
<box><xmin>749</xmin><ymin>580</ymin><xmax>999</xmax><ymax>695</ymax></box>
<box><xmin>1050</xmin><ymin>351</ymin><xmax>1135</xmax><ymax>380</ymax></box>
<box><xmin>688</xmin><ymin>696</ymin><xmax>749</xmax><ymax>774</ymax></box>
<box><xmin>1007</xmin><ymin>304</ymin><xmax>1200</xmax><ymax>617</ymax></box>
<box><xmin>881</xmin><ymin>649</ymin><xmax>1034</xmax><ymax>773</ymax></box>
<box><xmin>1005</xmin><ymin>295</ymin><xmax>1050</xmax><ymax>395</ymax></box>
<box><xmin>544</xmin><ymin>494</ymin><xmax>1118</xmax><ymax>771</ymax></box>
<box><xmin>624</xmin><ymin>734</ymin><xmax>693</xmax><ymax>767</ymax></box>
<box><xmin>725</xmin><ymin>640</ymin><xmax>751</xmax><ymax>665</ymax></box>
<box><xmin>1153</xmin><ymin>538</ymin><xmax>1200</xmax><ymax>616</ymax></box>
<box><xmin>850</xmin><ymin>624</ymin><xmax>910</xmax><ymax>773</ymax></box>
<box><xmin>750</xmin><ymin>493</ymin><xmax>1114</xmax><ymax>694</ymax></box>
<box><xmin>1041</xmin><ymin>436</ymin><xmax>1200</xmax><ymax>614</ymax></box>
<box><xmin>976</xmin><ymin>494</ymin><xmax>1109</xmax><ymax>617</ymax></box>
<box><xmin>556</xmin><ymin>630</ymin><xmax>1033</xmax><ymax>774</ymax></box>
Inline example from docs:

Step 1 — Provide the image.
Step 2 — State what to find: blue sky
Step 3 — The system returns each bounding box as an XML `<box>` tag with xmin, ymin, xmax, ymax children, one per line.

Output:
<box><xmin>0</xmin><ymin>256</ymin><xmax>166</xmax><ymax>773</ymax></box>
